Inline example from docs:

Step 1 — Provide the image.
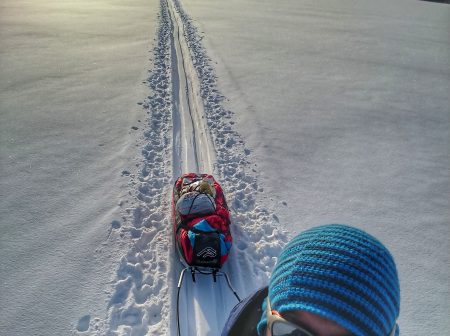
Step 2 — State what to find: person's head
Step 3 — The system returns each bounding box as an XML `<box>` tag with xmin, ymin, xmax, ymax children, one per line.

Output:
<box><xmin>258</xmin><ymin>224</ymin><xmax>400</xmax><ymax>336</ymax></box>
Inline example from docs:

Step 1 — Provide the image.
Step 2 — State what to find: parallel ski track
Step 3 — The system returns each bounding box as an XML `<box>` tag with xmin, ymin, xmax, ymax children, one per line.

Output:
<box><xmin>166</xmin><ymin>0</ymin><xmax>235</xmax><ymax>335</ymax></box>
<box><xmin>168</xmin><ymin>0</ymin><xmax>216</xmax><ymax>176</ymax></box>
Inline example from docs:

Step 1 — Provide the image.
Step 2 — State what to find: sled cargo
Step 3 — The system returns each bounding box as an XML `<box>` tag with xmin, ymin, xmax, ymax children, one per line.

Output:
<box><xmin>172</xmin><ymin>173</ymin><xmax>241</xmax><ymax>336</ymax></box>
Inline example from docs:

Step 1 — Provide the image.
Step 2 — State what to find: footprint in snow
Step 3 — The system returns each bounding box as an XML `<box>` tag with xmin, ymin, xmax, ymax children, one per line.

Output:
<box><xmin>111</xmin><ymin>220</ymin><xmax>121</xmax><ymax>229</ymax></box>
<box><xmin>76</xmin><ymin>314</ymin><xmax>90</xmax><ymax>332</ymax></box>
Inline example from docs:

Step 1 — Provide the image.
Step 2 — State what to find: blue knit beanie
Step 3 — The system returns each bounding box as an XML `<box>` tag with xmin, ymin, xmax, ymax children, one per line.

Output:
<box><xmin>257</xmin><ymin>224</ymin><xmax>400</xmax><ymax>336</ymax></box>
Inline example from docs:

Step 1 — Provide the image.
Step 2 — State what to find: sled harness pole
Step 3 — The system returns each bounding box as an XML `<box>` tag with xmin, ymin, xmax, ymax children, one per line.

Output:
<box><xmin>176</xmin><ymin>266</ymin><xmax>242</xmax><ymax>336</ymax></box>
<box><xmin>176</xmin><ymin>267</ymin><xmax>188</xmax><ymax>336</ymax></box>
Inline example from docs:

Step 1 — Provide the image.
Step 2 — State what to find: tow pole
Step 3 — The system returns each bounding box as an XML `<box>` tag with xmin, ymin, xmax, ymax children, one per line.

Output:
<box><xmin>176</xmin><ymin>266</ymin><xmax>241</xmax><ymax>336</ymax></box>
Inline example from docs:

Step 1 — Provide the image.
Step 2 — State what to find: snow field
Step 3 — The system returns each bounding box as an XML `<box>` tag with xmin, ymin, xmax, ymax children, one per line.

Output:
<box><xmin>2</xmin><ymin>0</ymin><xmax>447</xmax><ymax>334</ymax></box>
<box><xmin>1</xmin><ymin>0</ymin><xmax>159</xmax><ymax>335</ymax></box>
<box><xmin>178</xmin><ymin>0</ymin><xmax>450</xmax><ymax>334</ymax></box>
<box><xmin>100</xmin><ymin>2</ymin><xmax>173</xmax><ymax>334</ymax></box>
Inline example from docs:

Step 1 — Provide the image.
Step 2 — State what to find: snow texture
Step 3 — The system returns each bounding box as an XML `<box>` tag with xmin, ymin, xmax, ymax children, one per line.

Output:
<box><xmin>0</xmin><ymin>0</ymin><xmax>159</xmax><ymax>335</ymax></box>
<box><xmin>181</xmin><ymin>0</ymin><xmax>450</xmax><ymax>335</ymax></box>
<box><xmin>1</xmin><ymin>0</ymin><xmax>449</xmax><ymax>335</ymax></box>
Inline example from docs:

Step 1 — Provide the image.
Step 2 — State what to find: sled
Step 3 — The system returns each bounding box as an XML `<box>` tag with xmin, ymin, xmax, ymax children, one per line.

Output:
<box><xmin>173</xmin><ymin>173</ymin><xmax>241</xmax><ymax>336</ymax></box>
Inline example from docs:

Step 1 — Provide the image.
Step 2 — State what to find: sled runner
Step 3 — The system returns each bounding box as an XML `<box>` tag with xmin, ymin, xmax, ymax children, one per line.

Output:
<box><xmin>173</xmin><ymin>173</ymin><xmax>241</xmax><ymax>336</ymax></box>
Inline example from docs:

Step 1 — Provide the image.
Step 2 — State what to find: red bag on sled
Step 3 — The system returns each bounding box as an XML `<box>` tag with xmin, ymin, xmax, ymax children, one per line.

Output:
<box><xmin>173</xmin><ymin>173</ymin><xmax>232</xmax><ymax>269</ymax></box>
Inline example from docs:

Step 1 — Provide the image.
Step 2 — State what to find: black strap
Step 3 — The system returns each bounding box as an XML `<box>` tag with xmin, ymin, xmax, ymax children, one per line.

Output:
<box><xmin>185</xmin><ymin>191</ymin><xmax>217</xmax><ymax>217</ymax></box>
<box><xmin>177</xmin><ymin>221</ymin><xmax>220</xmax><ymax>235</ymax></box>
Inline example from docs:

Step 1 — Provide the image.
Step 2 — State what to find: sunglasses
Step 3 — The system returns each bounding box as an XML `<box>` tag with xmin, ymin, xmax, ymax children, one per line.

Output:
<box><xmin>266</xmin><ymin>297</ymin><xmax>314</xmax><ymax>336</ymax></box>
<box><xmin>265</xmin><ymin>297</ymin><xmax>396</xmax><ymax>336</ymax></box>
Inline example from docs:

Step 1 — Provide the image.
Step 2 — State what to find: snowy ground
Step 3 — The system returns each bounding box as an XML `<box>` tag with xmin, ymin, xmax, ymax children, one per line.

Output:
<box><xmin>0</xmin><ymin>0</ymin><xmax>158</xmax><ymax>334</ymax></box>
<box><xmin>181</xmin><ymin>0</ymin><xmax>450</xmax><ymax>334</ymax></box>
<box><xmin>1</xmin><ymin>0</ymin><xmax>449</xmax><ymax>335</ymax></box>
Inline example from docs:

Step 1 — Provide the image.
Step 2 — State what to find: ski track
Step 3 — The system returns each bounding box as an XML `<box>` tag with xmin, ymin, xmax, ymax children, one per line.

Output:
<box><xmin>84</xmin><ymin>0</ymin><xmax>289</xmax><ymax>335</ymax></box>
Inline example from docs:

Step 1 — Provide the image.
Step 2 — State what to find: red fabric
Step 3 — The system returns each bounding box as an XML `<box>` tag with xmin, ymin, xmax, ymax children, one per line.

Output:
<box><xmin>173</xmin><ymin>173</ymin><xmax>232</xmax><ymax>266</ymax></box>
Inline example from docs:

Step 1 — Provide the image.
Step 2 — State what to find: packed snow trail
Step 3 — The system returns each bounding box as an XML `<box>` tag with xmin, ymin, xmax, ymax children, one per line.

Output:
<box><xmin>167</xmin><ymin>0</ymin><xmax>216</xmax><ymax>175</ymax></box>
<box><xmin>167</xmin><ymin>0</ymin><xmax>238</xmax><ymax>334</ymax></box>
<box><xmin>99</xmin><ymin>0</ymin><xmax>289</xmax><ymax>334</ymax></box>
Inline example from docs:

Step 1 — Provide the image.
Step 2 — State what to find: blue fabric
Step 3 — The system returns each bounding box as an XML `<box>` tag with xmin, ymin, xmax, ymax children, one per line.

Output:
<box><xmin>194</xmin><ymin>218</ymin><xmax>214</xmax><ymax>232</ymax></box>
<box><xmin>221</xmin><ymin>289</ymin><xmax>257</xmax><ymax>336</ymax></box>
<box><xmin>187</xmin><ymin>219</ymin><xmax>230</xmax><ymax>256</ymax></box>
<box><xmin>221</xmin><ymin>287</ymin><xmax>267</xmax><ymax>336</ymax></box>
<box><xmin>257</xmin><ymin>224</ymin><xmax>400</xmax><ymax>336</ymax></box>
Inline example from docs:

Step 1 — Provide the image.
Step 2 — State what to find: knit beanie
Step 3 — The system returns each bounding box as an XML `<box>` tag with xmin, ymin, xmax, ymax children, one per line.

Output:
<box><xmin>257</xmin><ymin>224</ymin><xmax>400</xmax><ymax>336</ymax></box>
